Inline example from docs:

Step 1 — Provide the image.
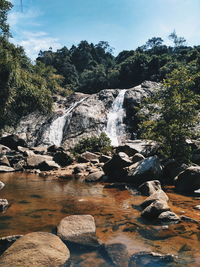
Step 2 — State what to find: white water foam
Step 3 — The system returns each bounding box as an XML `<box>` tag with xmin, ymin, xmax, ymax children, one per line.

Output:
<box><xmin>46</xmin><ymin>97</ymin><xmax>87</xmax><ymax>146</ymax></box>
<box><xmin>106</xmin><ymin>89</ymin><xmax>127</xmax><ymax>146</ymax></box>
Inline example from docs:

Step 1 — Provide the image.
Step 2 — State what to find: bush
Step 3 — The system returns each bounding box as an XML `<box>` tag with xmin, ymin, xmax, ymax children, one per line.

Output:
<box><xmin>72</xmin><ymin>133</ymin><xmax>112</xmax><ymax>154</ymax></box>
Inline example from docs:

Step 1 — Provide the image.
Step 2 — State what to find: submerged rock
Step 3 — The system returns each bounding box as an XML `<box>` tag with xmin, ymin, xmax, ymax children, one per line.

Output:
<box><xmin>102</xmin><ymin>243</ymin><xmax>129</xmax><ymax>267</ymax></box>
<box><xmin>57</xmin><ymin>215</ymin><xmax>100</xmax><ymax>247</ymax></box>
<box><xmin>174</xmin><ymin>166</ymin><xmax>200</xmax><ymax>193</ymax></box>
<box><xmin>85</xmin><ymin>171</ymin><xmax>105</xmax><ymax>182</ymax></box>
<box><xmin>129</xmin><ymin>251</ymin><xmax>176</xmax><ymax>267</ymax></box>
<box><xmin>0</xmin><ymin>182</ymin><xmax>5</xmax><ymax>191</ymax></box>
<box><xmin>0</xmin><ymin>232</ymin><xmax>70</xmax><ymax>267</ymax></box>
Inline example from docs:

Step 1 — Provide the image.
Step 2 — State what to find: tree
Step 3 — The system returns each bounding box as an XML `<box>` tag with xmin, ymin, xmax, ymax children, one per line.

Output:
<box><xmin>0</xmin><ymin>0</ymin><xmax>13</xmax><ymax>38</ymax></box>
<box><xmin>144</xmin><ymin>37</ymin><xmax>164</xmax><ymax>50</ymax></box>
<box><xmin>169</xmin><ymin>30</ymin><xmax>186</xmax><ymax>47</ymax></box>
<box><xmin>139</xmin><ymin>66</ymin><xmax>200</xmax><ymax>162</ymax></box>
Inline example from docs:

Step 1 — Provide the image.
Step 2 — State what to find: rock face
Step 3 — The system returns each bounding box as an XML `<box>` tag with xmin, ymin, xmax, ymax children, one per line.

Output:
<box><xmin>174</xmin><ymin>166</ymin><xmax>200</xmax><ymax>193</ymax></box>
<box><xmin>11</xmin><ymin>82</ymin><xmax>160</xmax><ymax>149</ymax></box>
<box><xmin>0</xmin><ymin>232</ymin><xmax>70</xmax><ymax>267</ymax></box>
<box><xmin>126</xmin><ymin>156</ymin><xmax>162</xmax><ymax>185</ymax></box>
<box><xmin>57</xmin><ymin>215</ymin><xmax>99</xmax><ymax>247</ymax></box>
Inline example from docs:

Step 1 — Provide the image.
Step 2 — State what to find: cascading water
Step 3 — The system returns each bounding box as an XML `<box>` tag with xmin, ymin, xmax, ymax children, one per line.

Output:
<box><xmin>106</xmin><ymin>89</ymin><xmax>127</xmax><ymax>146</ymax></box>
<box><xmin>44</xmin><ymin>97</ymin><xmax>87</xmax><ymax>146</ymax></box>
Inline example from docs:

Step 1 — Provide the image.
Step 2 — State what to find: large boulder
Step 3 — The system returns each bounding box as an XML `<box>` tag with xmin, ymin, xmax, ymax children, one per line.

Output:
<box><xmin>78</xmin><ymin>151</ymin><xmax>100</xmax><ymax>163</ymax></box>
<box><xmin>138</xmin><ymin>180</ymin><xmax>162</xmax><ymax>196</ymax></box>
<box><xmin>126</xmin><ymin>156</ymin><xmax>162</xmax><ymax>185</ymax></box>
<box><xmin>0</xmin><ymin>232</ymin><xmax>70</xmax><ymax>267</ymax></box>
<box><xmin>53</xmin><ymin>151</ymin><xmax>73</xmax><ymax>167</ymax></box>
<box><xmin>174</xmin><ymin>166</ymin><xmax>200</xmax><ymax>193</ymax></box>
<box><xmin>57</xmin><ymin>215</ymin><xmax>100</xmax><ymax>247</ymax></box>
<box><xmin>116</xmin><ymin>140</ymin><xmax>159</xmax><ymax>157</ymax></box>
<box><xmin>26</xmin><ymin>155</ymin><xmax>59</xmax><ymax>170</ymax></box>
<box><xmin>0</xmin><ymin>135</ymin><xmax>27</xmax><ymax>150</ymax></box>
<box><xmin>103</xmin><ymin>152</ymin><xmax>132</xmax><ymax>179</ymax></box>
<box><xmin>0</xmin><ymin>235</ymin><xmax>23</xmax><ymax>255</ymax></box>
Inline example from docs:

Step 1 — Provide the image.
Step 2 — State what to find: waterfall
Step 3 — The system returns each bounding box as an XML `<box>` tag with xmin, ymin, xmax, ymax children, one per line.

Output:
<box><xmin>45</xmin><ymin>97</ymin><xmax>87</xmax><ymax>146</ymax></box>
<box><xmin>106</xmin><ymin>89</ymin><xmax>127</xmax><ymax>146</ymax></box>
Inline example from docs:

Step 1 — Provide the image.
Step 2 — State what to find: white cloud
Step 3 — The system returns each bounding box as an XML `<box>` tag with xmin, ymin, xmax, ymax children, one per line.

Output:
<box><xmin>12</xmin><ymin>31</ymin><xmax>62</xmax><ymax>61</ymax></box>
<box><xmin>8</xmin><ymin>3</ymin><xmax>62</xmax><ymax>60</ymax></box>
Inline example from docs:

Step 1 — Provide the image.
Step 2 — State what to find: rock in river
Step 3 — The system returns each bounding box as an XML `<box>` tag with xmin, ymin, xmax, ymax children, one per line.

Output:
<box><xmin>0</xmin><ymin>232</ymin><xmax>70</xmax><ymax>267</ymax></box>
<box><xmin>57</xmin><ymin>215</ymin><xmax>100</xmax><ymax>247</ymax></box>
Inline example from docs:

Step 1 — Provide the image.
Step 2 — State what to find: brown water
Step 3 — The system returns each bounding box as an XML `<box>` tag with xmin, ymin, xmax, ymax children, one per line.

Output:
<box><xmin>0</xmin><ymin>172</ymin><xmax>200</xmax><ymax>266</ymax></box>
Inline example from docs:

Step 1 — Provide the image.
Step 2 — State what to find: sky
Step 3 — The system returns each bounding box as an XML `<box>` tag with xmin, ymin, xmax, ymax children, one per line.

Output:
<box><xmin>8</xmin><ymin>0</ymin><xmax>200</xmax><ymax>60</ymax></box>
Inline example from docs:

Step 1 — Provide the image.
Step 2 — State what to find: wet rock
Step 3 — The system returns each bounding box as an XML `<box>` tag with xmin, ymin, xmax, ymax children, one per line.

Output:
<box><xmin>37</xmin><ymin>160</ymin><xmax>60</xmax><ymax>171</ymax></box>
<box><xmin>0</xmin><ymin>199</ymin><xmax>9</xmax><ymax>212</ymax></box>
<box><xmin>0</xmin><ymin>182</ymin><xmax>5</xmax><ymax>191</ymax></box>
<box><xmin>0</xmin><ymin>145</ymin><xmax>10</xmax><ymax>155</ymax></box>
<box><xmin>13</xmin><ymin>160</ymin><xmax>26</xmax><ymax>171</ymax></box>
<box><xmin>47</xmin><ymin>144</ymin><xmax>63</xmax><ymax>153</ymax></box>
<box><xmin>138</xmin><ymin>180</ymin><xmax>161</xmax><ymax>196</ymax></box>
<box><xmin>0</xmin><ymin>166</ymin><xmax>15</xmax><ymax>173</ymax></box>
<box><xmin>141</xmin><ymin>190</ymin><xmax>169</xmax><ymax>209</ymax></box>
<box><xmin>17</xmin><ymin>146</ymin><xmax>35</xmax><ymax>157</ymax></box>
<box><xmin>0</xmin><ymin>156</ymin><xmax>10</xmax><ymax>167</ymax></box>
<box><xmin>158</xmin><ymin>211</ymin><xmax>180</xmax><ymax>224</ymax></box>
<box><xmin>180</xmin><ymin>215</ymin><xmax>199</xmax><ymax>224</ymax></box>
<box><xmin>163</xmin><ymin>159</ymin><xmax>188</xmax><ymax>185</ymax></box>
<box><xmin>0</xmin><ymin>235</ymin><xmax>23</xmax><ymax>255</ymax></box>
<box><xmin>103</xmin><ymin>152</ymin><xmax>132</xmax><ymax>179</ymax></box>
<box><xmin>57</xmin><ymin>215</ymin><xmax>100</xmax><ymax>247</ymax></box>
<box><xmin>53</xmin><ymin>151</ymin><xmax>73</xmax><ymax>167</ymax></box>
<box><xmin>0</xmin><ymin>232</ymin><xmax>70</xmax><ymax>267</ymax></box>
<box><xmin>73</xmin><ymin>164</ymin><xmax>86</xmax><ymax>174</ymax></box>
<box><xmin>85</xmin><ymin>171</ymin><xmax>105</xmax><ymax>182</ymax></box>
<box><xmin>126</xmin><ymin>156</ymin><xmax>162</xmax><ymax>185</ymax></box>
<box><xmin>194</xmin><ymin>205</ymin><xmax>200</xmax><ymax>210</ymax></box>
<box><xmin>0</xmin><ymin>134</ymin><xmax>27</xmax><ymax>150</ymax></box>
<box><xmin>174</xmin><ymin>166</ymin><xmax>200</xmax><ymax>193</ymax></box>
<box><xmin>99</xmin><ymin>154</ymin><xmax>112</xmax><ymax>163</ymax></box>
<box><xmin>131</xmin><ymin>153</ymin><xmax>145</xmax><ymax>164</ymax></box>
<box><xmin>102</xmin><ymin>243</ymin><xmax>129</xmax><ymax>267</ymax></box>
<box><xmin>116</xmin><ymin>140</ymin><xmax>159</xmax><ymax>157</ymax></box>
<box><xmin>78</xmin><ymin>151</ymin><xmax>100</xmax><ymax>163</ymax></box>
<box><xmin>32</xmin><ymin>146</ymin><xmax>47</xmax><ymax>155</ymax></box>
<box><xmin>141</xmin><ymin>200</ymin><xmax>170</xmax><ymax>219</ymax></box>
<box><xmin>129</xmin><ymin>251</ymin><xmax>176</xmax><ymax>267</ymax></box>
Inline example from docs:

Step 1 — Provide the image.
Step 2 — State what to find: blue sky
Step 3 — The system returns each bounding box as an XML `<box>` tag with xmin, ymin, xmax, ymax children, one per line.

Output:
<box><xmin>8</xmin><ymin>0</ymin><xmax>200</xmax><ymax>60</ymax></box>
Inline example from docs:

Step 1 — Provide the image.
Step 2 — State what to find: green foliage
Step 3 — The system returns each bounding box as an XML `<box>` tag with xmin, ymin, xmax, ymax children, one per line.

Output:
<box><xmin>138</xmin><ymin>66</ymin><xmax>200</xmax><ymax>162</ymax></box>
<box><xmin>0</xmin><ymin>0</ymin><xmax>12</xmax><ymax>38</ymax></box>
<box><xmin>72</xmin><ymin>133</ymin><xmax>112</xmax><ymax>154</ymax></box>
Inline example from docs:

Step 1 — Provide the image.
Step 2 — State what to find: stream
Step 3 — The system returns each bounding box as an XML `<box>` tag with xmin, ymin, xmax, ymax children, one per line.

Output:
<box><xmin>0</xmin><ymin>172</ymin><xmax>200</xmax><ymax>266</ymax></box>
